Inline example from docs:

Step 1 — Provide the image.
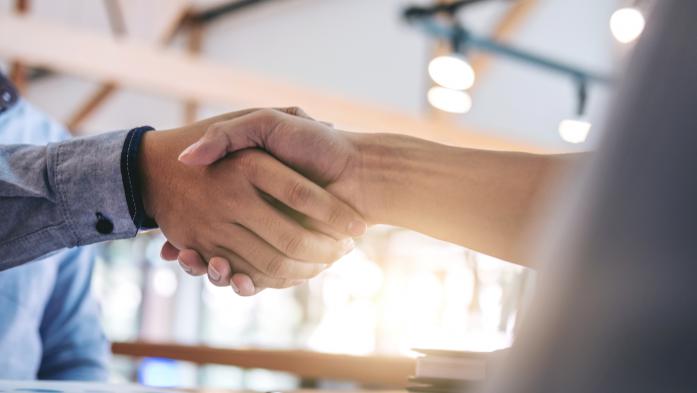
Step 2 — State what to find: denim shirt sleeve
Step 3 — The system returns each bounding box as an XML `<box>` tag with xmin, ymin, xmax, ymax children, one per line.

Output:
<box><xmin>0</xmin><ymin>130</ymin><xmax>138</xmax><ymax>270</ymax></box>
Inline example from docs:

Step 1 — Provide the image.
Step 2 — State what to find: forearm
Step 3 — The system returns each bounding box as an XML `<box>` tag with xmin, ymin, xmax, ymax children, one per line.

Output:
<box><xmin>353</xmin><ymin>133</ymin><xmax>581</xmax><ymax>266</ymax></box>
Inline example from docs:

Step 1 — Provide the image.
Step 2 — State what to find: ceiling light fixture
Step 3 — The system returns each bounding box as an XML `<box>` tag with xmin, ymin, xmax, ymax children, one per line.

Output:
<box><xmin>427</xmin><ymin>86</ymin><xmax>473</xmax><ymax>114</ymax></box>
<box><xmin>559</xmin><ymin>119</ymin><xmax>592</xmax><ymax>144</ymax></box>
<box><xmin>428</xmin><ymin>54</ymin><xmax>476</xmax><ymax>91</ymax></box>
<box><xmin>610</xmin><ymin>7</ymin><xmax>646</xmax><ymax>44</ymax></box>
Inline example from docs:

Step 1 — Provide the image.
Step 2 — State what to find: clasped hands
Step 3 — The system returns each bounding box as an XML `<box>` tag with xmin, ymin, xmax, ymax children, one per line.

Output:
<box><xmin>139</xmin><ymin>108</ymin><xmax>376</xmax><ymax>296</ymax></box>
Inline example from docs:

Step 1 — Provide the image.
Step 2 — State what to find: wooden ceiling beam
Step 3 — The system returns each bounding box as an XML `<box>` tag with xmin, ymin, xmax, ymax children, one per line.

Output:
<box><xmin>0</xmin><ymin>13</ymin><xmax>547</xmax><ymax>152</ymax></box>
<box><xmin>469</xmin><ymin>0</ymin><xmax>539</xmax><ymax>86</ymax></box>
<box><xmin>8</xmin><ymin>0</ymin><xmax>30</xmax><ymax>94</ymax></box>
<box><xmin>67</xmin><ymin>0</ymin><xmax>192</xmax><ymax>133</ymax></box>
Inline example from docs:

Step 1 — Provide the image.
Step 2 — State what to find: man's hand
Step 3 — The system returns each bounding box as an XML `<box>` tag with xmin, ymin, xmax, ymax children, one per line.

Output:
<box><xmin>164</xmin><ymin>108</ymin><xmax>382</xmax><ymax>294</ymax></box>
<box><xmin>140</xmin><ymin>110</ymin><xmax>366</xmax><ymax>292</ymax></box>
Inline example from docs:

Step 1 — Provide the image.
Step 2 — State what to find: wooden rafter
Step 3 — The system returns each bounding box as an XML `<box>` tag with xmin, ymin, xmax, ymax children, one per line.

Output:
<box><xmin>8</xmin><ymin>0</ymin><xmax>30</xmax><ymax>94</ymax></box>
<box><xmin>67</xmin><ymin>0</ymin><xmax>191</xmax><ymax>133</ymax></box>
<box><xmin>0</xmin><ymin>13</ymin><xmax>548</xmax><ymax>152</ymax></box>
<box><xmin>469</xmin><ymin>0</ymin><xmax>538</xmax><ymax>87</ymax></box>
<box><xmin>184</xmin><ymin>21</ymin><xmax>204</xmax><ymax>124</ymax></box>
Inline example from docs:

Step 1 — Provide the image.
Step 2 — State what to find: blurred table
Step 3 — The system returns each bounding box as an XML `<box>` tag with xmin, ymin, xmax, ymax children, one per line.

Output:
<box><xmin>112</xmin><ymin>342</ymin><xmax>415</xmax><ymax>387</ymax></box>
<box><xmin>0</xmin><ymin>380</ymin><xmax>405</xmax><ymax>393</ymax></box>
<box><xmin>193</xmin><ymin>391</ymin><xmax>405</xmax><ymax>393</ymax></box>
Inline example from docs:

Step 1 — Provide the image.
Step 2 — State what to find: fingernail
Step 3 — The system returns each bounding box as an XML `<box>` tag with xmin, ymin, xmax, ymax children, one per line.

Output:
<box><xmin>241</xmin><ymin>280</ymin><xmax>256</xmax><ymax>296</ymax></box>
<box><xmin>348</xmin><ymin>220</ymin><xmax>367</xmax><ymax>236</ymax></box>
<box><xmin>178</xmin><ymin>260</ymin><xmax>192</xmax><ymax>274</ymax></box>
<box><xmin>208</xmin><ymin>265</ymin><xmax>221</xmax><ymax>282</ymax></box>
<box><xmin>178</xmin><ymin>140</ymin><xmax>202</xmax><ymax>161</ymax></box>
<box><xmin>230</xmin><ymin>280</ymin><xmax>240</xmax><ymax>294</ymax></box>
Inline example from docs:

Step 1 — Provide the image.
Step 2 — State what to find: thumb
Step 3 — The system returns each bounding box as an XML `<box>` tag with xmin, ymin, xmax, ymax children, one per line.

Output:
<box><xmin>178</xmin><ymin>134</ymin><xmax>230</xmax><ymax>166</ymax></box>
<box><xmin>178</xmin><ymin>107</ymin><xmax>318</xmax><ymax>166</ymax></box>
<box><xmin>177</xmin><ymin>114</ymin><xmax>263</xmax><ymax>165</ymax></box>
<box><xmin>178</xmin><ymin>108</ymin><xmax>288</xmax><ymax>166</ymax></box>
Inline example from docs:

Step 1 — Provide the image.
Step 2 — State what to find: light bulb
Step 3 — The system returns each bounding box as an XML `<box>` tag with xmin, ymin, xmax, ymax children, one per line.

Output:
<box><xmin>427</xmin><ymin>86</ymin><xmax>472</xmax><ymax>114</ymax></box>
<box><xmin>428</xmin><ymin>55</ymin><xmax>476</xmax><ymax>90</ymax></box>
<box><xmin>558</xmin><ymin>119</ymin><xmax>591</xmax><ymax>144</ymax></box>
<box><xmin>610</xmin><ymin>7</ymin><xmax>645</xmax><ymax>44</ymax></box>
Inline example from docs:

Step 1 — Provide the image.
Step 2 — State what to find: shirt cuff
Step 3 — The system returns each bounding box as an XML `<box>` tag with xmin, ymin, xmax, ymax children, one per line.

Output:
<box><xmin>49</xmin><ymin>130</ymin><xmax>140</xmax><ymax>246</ymax></box>
<box><xmin>121</xmin><ymin>126</ymin><xmax>158</xmax><ymax>230</ymax></box>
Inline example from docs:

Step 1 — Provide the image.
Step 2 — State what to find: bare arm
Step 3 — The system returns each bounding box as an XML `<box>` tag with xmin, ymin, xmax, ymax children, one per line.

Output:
<box><xmin>350</xmin><ymin>133</ymin><xmax>582</xmax><ymax>265</ymax></box>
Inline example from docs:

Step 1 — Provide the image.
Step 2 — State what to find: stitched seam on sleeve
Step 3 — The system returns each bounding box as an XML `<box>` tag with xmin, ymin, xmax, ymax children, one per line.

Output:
<box><xmin>0</xmin><ymin>224</ymin><xmax>66</xmax><ymax>271</ymax></box>
<box><xmin>0</xmin><ymin>223</ymin><xmax>65</xmax><ymax>248</ymax></box>
<box><xmin>54</xmin><ymin>143</ymin><xmax>80</xmax><ymax>246</ymax></box>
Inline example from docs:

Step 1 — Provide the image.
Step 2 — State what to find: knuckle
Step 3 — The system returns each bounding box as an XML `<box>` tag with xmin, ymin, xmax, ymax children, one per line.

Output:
<box><xmin>246</xmin><ymin>274</ymin><xmax>267</xmax><ymax>289</ymax></box>
<box><xmin>206</xmin><ymin>122</ymin><xmax>227</xmax><ymax>140</ymax></box>
<box><xmin>286</xmin><ymin>182</ymin><xmax>313</xmax><ymax>207</ymax></box>
<box><xmin>233</xmin><ymin>151</ymin><xmax>259</xmax><ymax>177</ymax></box>
<box><xmin>282</xmin><ymin>233</ymin><xmax>309</xmax><ymax>258</ymax></box>
<box><xmin>275</xmin><ymin>278</ymin><xmax>296</xmax><ymax>289</ymax></box>
<box><xmin>257</xmin><ymin>108</ymin><xmax>279</xmax><ymax>122</ymax></box>
<box><xmin>251</xmin><ymin>274</ymin><xmax>278</xmax><ymax>289</ymax></box>
<box><xmin>326</xmin><ymin>205</ymin><xmax>346</xmax><ymax>226</ymax></box>
<box><xmin>264</xmin><ymin>254</ymin><xmax>288</xmax><ymax>277</ymax></box>
<box><xmin>207</xmin><ymin>122</ymin><xmax>223</xmax><ymax>135</ymax></box>
<box><xmin>284</xmin><ymin>106</ymin><xmax>304</xmax><ymax>117</ymax></box>
<box><xmin>254</xmin><ymin>108</ymin><xmax>283</xmax><ymax>131</ymax></box>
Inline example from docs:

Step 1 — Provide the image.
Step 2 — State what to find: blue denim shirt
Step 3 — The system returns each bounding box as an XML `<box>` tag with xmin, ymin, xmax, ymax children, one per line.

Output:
<box><xmin>0</xmin><ymin>101</ymin><xmax>110</xmax><ymax>380</ymax></box>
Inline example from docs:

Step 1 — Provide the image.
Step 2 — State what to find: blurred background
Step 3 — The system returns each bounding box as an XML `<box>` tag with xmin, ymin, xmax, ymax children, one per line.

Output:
<box><xmin>0</xmin><ymin>0</ymin><xmax>648</xmax><ymax>390</ymax></box>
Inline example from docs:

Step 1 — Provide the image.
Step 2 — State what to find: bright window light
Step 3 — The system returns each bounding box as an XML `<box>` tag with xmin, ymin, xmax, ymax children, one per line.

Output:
<box><xmin>559</xmin><ymin>119</ymin><xmax>591</xmax><ymax>144</ymax></box>
<box><xmin>427</xmin><ymin>87</ymin><xmax>473</xmax><ymax>114</ymax></box>
<box><xmin>152</xmin><ymin>267</ymin><xmax>178</xmax><ymax>298</ymax></box>
<box><xmin>610</xmin><ymin>7</ymin><xmax>645</xmax><ymax>44</ymax></box>
<box><xmin>428</xmin><ymin>55</ymin><xmax>476</xmax><ymax>90</ymax></box>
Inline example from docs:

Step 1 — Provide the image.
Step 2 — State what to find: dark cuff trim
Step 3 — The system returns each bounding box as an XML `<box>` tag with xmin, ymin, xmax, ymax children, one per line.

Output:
<box><xmin>120</xmin><ymin>126</ymin><xmax>158</xmax><ymax>230</ymax></box>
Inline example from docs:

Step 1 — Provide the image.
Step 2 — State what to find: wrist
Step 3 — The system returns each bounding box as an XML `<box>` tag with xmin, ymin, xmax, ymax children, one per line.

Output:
<box><xmin>138</xmin><ymin>126</ymin><xmax>205</xmax><ymax>222</ymax></box>
<box><xmin>348</xmin><ymin>132</ymin><xmax>407</xmax><ymax>225</ymax></box>
<box><xmin>138</xmin><ymin>130</ymin><xmax>163</xmax><ymax>221</ymax></box>
<box><xmin>120</xmin><ymin>126</ymin><xmax>158</xmax><ymax>229</ymax></box>
<box><xmin>351</xmin><ymin>132</ymin><xmax>456</xmax><ymax>228</ymax></box>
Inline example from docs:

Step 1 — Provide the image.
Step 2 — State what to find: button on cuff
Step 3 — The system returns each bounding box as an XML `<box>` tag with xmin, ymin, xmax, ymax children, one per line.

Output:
<box><xmin>95</xmin><ymin>212</ymin><xmax>114</xmax><ymax>235</ymax></box>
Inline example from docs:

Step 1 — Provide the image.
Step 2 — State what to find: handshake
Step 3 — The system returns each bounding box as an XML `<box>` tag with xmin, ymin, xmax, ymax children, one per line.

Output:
<box><xmin>139</xmin><ymin>108</ymin><xmax>377</xmax><ymax>296</ymax></box>
<box><xmin>136</xmin><ymin>106</ymin><xmax>545</xmax><ymax>295</ymax></box>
